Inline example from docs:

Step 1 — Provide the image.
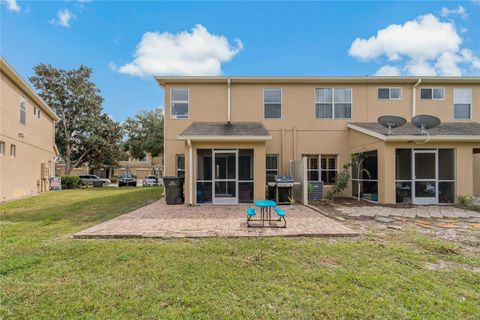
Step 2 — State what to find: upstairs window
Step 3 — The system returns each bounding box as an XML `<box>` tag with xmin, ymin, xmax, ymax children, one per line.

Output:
<box><xmin>171</xmin><ymin>88</ymin><xmax>189</xmax><ymax>119</ymax></box>
<box><xmin>10</xmin><ymin>144</ymin><xmax>16</xmax><ymax>158</ymax></box>
<box><xmin>34</xmin><ymin>107</ymin><xmax>41</xmax><ymax>118</ymax></box>
<box><xmin>454</xmin><ymin>88</ymin><xmax>472</xmax><ymax>119</ymax></box>
<box><xmin>378</xmin><ymin>87</ymin><xmax>402</xmax><ymax>100</ymax></box>
<box><xmin>20</xmin><ymin>96</ymin><xmax>26</xmax><ymax>125</ymax></box>
<box><xmin>264</xmin><ymin>88</ymin><xmax>282</xmax><ymax>119</ymax></box>
<box><xmin>0</xmin><ymin>141</ymin><xmax>5</xmax><ymax>156</ymax></box>
<box><xmin>315</xmin><ymin>88</ymin><xmax>352</xmax><ymax>119</ymax></box>
<box><xmin>420</xmin><ymin>87</ymin><xmax>444</xmax><ymax>100</ymax></box>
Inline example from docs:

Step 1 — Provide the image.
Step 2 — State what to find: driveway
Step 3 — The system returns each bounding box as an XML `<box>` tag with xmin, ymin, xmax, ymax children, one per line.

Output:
<box><xmin>74</xmin><ymin>200</ymin><xmax>357</xmax><ymax>239</ymax></box>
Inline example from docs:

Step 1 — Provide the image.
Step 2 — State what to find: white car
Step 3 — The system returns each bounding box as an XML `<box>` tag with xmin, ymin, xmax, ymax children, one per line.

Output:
<box><xmin>142</xmin><ymin>175</ymin><xmax>159</xmax><ymax>187</ymax></box>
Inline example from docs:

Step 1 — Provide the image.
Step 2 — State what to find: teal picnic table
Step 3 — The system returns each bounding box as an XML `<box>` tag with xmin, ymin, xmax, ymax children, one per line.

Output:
<box><xmin>255</xmin><ymin>200</ymin><xmax>277</xmax><ymax>226</ymax></box>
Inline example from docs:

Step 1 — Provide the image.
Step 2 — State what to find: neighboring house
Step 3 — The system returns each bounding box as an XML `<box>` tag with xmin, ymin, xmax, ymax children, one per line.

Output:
<box><xmin>55</xmin><ymin>161</ymin><xmax>93</xmax><ymax>177</ymax></box>
<box><xmin>0</xmin><ymin>57</ymin><xmax>60</xmax><ymax>201</ymax></box>
<box><xmin>114</xmin><ymin>154</ymin><xmax>163</xmax><ymax>179</ymax></box>
<box><xmin>157</xmin><ymin>76</ymin><xmax>480</xmax><ymax>205</ymax></box>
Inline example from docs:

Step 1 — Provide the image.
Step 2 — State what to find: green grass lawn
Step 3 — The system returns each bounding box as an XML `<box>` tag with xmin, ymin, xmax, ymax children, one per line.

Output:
<box><xmin>1</xmin><ymin>188</ymin><xmax>479</xmax><ymax>319</ymax></box>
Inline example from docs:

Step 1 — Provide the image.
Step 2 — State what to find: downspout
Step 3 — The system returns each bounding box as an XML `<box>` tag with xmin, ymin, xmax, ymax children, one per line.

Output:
<box><xmin>412</xmin><ymin>78</ymin><xmax>422</xmax><ymax>117</ymax></box>
<box><xmin>187</xmin><ymin>139</ymin><xmax>193</xmax><ymax>206</ymax></box>
<box><xmin>281</xmin><ymin>128</ymin><xmax>285</xmax><ymax>174</ymax></box>
<box><xmin>227</xmin><ymin>78</ymin><xmax>231</xmax><ymax>123</ymax></box>
<box><xmin>293</xmin><ymin>127</ymin><xmax>297</xmax><ymax>161</ymax></box>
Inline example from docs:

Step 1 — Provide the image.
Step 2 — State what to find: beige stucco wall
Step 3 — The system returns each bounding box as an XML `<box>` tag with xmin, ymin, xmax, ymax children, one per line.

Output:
<box><xmin>1</xmin><ymin>69</ymin><xmax>57</xmax><ymax>201</ymax></box>
<box><xmin>162</xmin><ymin>80</ymin><xmax>480</xmax><ymax>204</ymax></box>
<box><xmin>474</xmin><ymin>153</ymin><xmax>480</xmax><ymax>197</ymax></box>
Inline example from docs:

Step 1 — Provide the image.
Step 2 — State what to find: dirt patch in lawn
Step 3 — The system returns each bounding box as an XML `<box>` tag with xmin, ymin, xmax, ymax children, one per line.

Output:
<box><xmin>425</xmin><ymin>260</ymin><xmax>480</xmax><ymax>273</ymax></box>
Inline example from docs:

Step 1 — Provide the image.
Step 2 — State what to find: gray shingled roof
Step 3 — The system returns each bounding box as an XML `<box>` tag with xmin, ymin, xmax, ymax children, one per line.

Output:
<box><xmin>350</xmin><ymin>122</ymin><xmax>480</xmax><ymax>136</ymax></box>
<box><xmin>179</xmin><ymin>122</ymin><xmax>270</xmax><ymax>137</ymax></box>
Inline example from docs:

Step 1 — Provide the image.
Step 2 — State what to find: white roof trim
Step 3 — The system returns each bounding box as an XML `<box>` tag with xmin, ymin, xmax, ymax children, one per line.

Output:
<box><xmin>347</xmin><ymin>124</ymin><xmax>387</xmax><ymax>141</ymax></box>
<box><xmin>177</xmin><ymin>135</ymin><xmax>272</xmax><ymax>141</ymax></box>
<box><xmin>1</xmin><ymin>57</ymin><xmax>60</xmax><ymax>122</ymax></box>
<box><xmin>347</xmin><ymin>124</ymin><xmax>480</xmax><ymax>142</ymax></box>
<box><xmin>385</xmin><ymin>135</ymin><xmax>480</xmax><ymax>142</ymax></box>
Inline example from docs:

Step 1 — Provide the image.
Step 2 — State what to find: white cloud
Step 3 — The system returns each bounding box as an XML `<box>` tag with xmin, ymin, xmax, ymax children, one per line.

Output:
<box><xmin>349</xmin><ymin>14</ymin><xmax>480</xmax><ymax>76</ymax></box>
<box><xmin>112</xmin><ymin>24</ymin><xmax>243</xmax><ymax>76</ymax></box>
<box><xmin>3</xmin><ymin>0</ymin><xmax>20</xmax><ymax>12</ymax></box>
<box><xmin>50</xmin><ymin>9</ymin><xmax>76</xmax><ymax>28</ymax></box>
<box><xmin>441</xmin><ymin>6</ymin><xmax>468</xmax><ymax>19</ymax></box>
<box><xmin>374</xmin><ymin>65</ymin><xmax>401</xmax><ymax>76</ymax></box>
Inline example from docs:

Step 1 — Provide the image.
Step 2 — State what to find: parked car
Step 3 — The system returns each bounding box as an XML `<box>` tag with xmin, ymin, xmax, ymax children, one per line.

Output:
<box><xmin>118</xmin><ymin>173</ymin><xmax>137</xmax><ymax>187</ymax></box>
<box><xmin>78</xmin><ymin>175</ymin><xmax>111</xmax><ymax>187</ymax></box>
<box><xmin>142</xmin><ymin>175</ymin><xmax>159</xmax><ymax>187</ymax></box>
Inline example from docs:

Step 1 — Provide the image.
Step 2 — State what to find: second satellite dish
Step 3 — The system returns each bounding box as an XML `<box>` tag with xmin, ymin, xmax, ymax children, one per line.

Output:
<box><xmin>412</xmin><ymin>114</ymin><xmax>441</xmax><ymax>135</ymax></box>
<box><xmin>377</xmin><ymin>116</ymin><xmax>407</xmax><ymax>135</ymax></box>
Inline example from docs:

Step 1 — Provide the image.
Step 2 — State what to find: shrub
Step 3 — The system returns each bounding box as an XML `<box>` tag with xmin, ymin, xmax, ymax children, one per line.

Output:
<box><xmin>327</xmin><ymin>164</ymin><xmax>350</xmax><ymax>200</ymax></box>
<box><xmin>457</xmin><ymin>194</ymin><xmax>473</xmax><ymax>207</ymax></box>
<box><xmin>61</xmin><ymin>175</ymin><xmax>80</xmax><ymax>189</ymax></box>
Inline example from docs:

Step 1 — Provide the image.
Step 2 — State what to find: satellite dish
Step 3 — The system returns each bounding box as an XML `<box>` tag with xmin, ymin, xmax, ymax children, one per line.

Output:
<box><xmin>377</xmin><ymin>116</ymin><xmax>407</xmax><ymax>135</ymax></box>
<box><xmin>412</xmin><ymin>115</ymin><xmax>441</xmax><ymax>135</ymax></box>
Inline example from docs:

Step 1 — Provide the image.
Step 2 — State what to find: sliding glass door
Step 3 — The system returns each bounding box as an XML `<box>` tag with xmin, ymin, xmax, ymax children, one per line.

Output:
<box><xmin>213</xmin><ymin>150</ymin><xmax>238</xmax><ymax>204</ymax></box>
<box><xmin>413</xmin><ymin>150</ymin><xmax>438</xmax><ymax>205</ymax></box>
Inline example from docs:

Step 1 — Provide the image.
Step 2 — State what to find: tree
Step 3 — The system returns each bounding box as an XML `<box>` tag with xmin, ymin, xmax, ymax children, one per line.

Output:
<box><xmin>84</xmin><ymin>114</ymin><xmax>125</xmax><ymax>168</ymax></box>
<box><xmin>326</xmin><ymin>152</ymin><xmax>370</xmax><ymax>201</ymax></box>
<box><xmin>350</xmin><ymin>153</ymin><xmax>372</xmax><ymax>201</ymax></box>
<box><xmin>123</xmin><ymin>108</ymin><xmax>164</xmax><ymax>159</ymax></box>
<box><xmin>29</xmin><ymin>64</ymin><xmax>122</xmax><ymax>174</ymax></box>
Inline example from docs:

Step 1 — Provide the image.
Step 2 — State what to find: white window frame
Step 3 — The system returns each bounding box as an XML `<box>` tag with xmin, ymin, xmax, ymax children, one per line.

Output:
<box><xmin>10</xmin><ymin>144</ymin><xmax>16</xmax><ymax>158</ymax></box>
<box><xmin>176</xmin><ymin>154</ymin><xmax>185</xmax><ymax>178</ymax></box>
<box><xmin>263</xmin><ymin>88</ymin><xmax>282</xmax><ymax>119</ymax></box>
<box><xmin>453</xmin><ymin>88</ymin><xmax>472</xmax><ymax>120</ymax></box>
<box><xmin>20</xmin><ymin>96</ymin><xmax>26</xmax><ymax>126</ymax></box>
<box><xmin>266</xmin><ymin>154</ymin><xmax>279</xmax><ymax>177</ymax></box>
<box><xmin>305</xmin><ymin>154</ymin><xmax>338</xmax><ymax>185</ymax></box>
<box><xmin>377</xmin><ymin>87</ymin><xmax>402</xmax><ymax>100</ymax></box>
<box><xmin>420</xmin><ymin>87</ymin><xmax>445</xmax><ymax>100</ymax></box>
<box><xmin>170</xmin><ymin>88</ymin><xmax>189</xmax><ymax>119</ymax></box>
<box><xmin>314</xmin><ymin>88</ymin><xmax>352</xmax><ymax>119</ymax></box>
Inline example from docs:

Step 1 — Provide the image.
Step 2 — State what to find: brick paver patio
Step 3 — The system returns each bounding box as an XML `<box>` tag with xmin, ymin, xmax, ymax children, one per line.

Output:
<box><xmin>73</xmin><ymin>200</ymin><xmax>358</xmax><ymax>239</ymax></box>
<box><xmin>336</xmin><ymin>205</ymin><xmax>480</xmax><ymax>220</ymax></box>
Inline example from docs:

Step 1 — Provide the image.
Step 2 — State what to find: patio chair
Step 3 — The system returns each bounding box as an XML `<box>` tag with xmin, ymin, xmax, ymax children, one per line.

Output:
<box><xmin>274</xmin><ymin>207</ymin><xmax>287</xmax><ymax>228</ymax></box>
<box><xmin>246</xmin><ymin>207</ymin><xmax>257</xmax><ymax>227</ymax></box>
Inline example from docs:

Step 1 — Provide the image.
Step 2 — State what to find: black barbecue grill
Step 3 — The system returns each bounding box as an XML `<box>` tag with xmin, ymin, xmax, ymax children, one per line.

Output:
<box><xmin>267</xmin><ymin>175</ymin><xmax>294</xmax><ymax>204</ymax></box>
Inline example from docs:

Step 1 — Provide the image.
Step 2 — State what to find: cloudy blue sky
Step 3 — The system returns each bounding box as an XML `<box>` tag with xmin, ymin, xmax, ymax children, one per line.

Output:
<box><xmin>2</xmin><ymin>0</ymin><xmax>479</xmax><ymax>121</ymax></box>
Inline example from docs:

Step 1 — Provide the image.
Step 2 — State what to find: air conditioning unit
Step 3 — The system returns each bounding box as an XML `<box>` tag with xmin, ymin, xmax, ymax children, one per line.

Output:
<box><xmin>18</xmin><ymin>131</ymin><xmax>26</xmax><ymax>138</ymax></box>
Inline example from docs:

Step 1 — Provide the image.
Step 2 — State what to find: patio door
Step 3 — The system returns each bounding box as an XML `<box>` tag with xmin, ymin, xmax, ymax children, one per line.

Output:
<box><xmin>213</xmin><ymin>150</ymin><xmax>238</xmax><ymax>204</ymax></box>
<box><xmin>413</xmin><ymin>150</ymin><xmax>438</xmax><ymax>205</ymax></box>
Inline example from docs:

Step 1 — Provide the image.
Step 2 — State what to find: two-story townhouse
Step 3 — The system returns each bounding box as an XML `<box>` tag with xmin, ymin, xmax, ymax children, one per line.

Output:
<box><xmin>1</xmin><ymin>57</ymin><xmax>60</xmax><ymax>201</ymax></box>
<box><xmin>157</xmin><ymin>76</ymin><xmax>480</xmax><ymax>206</ymax></box>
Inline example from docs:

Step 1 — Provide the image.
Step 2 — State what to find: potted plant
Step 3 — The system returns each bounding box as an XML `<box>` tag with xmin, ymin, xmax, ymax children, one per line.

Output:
<box><xmin>288</xmin><ymin>196</ymin><xmax>296</xmax><ymax>210</ymax></box>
